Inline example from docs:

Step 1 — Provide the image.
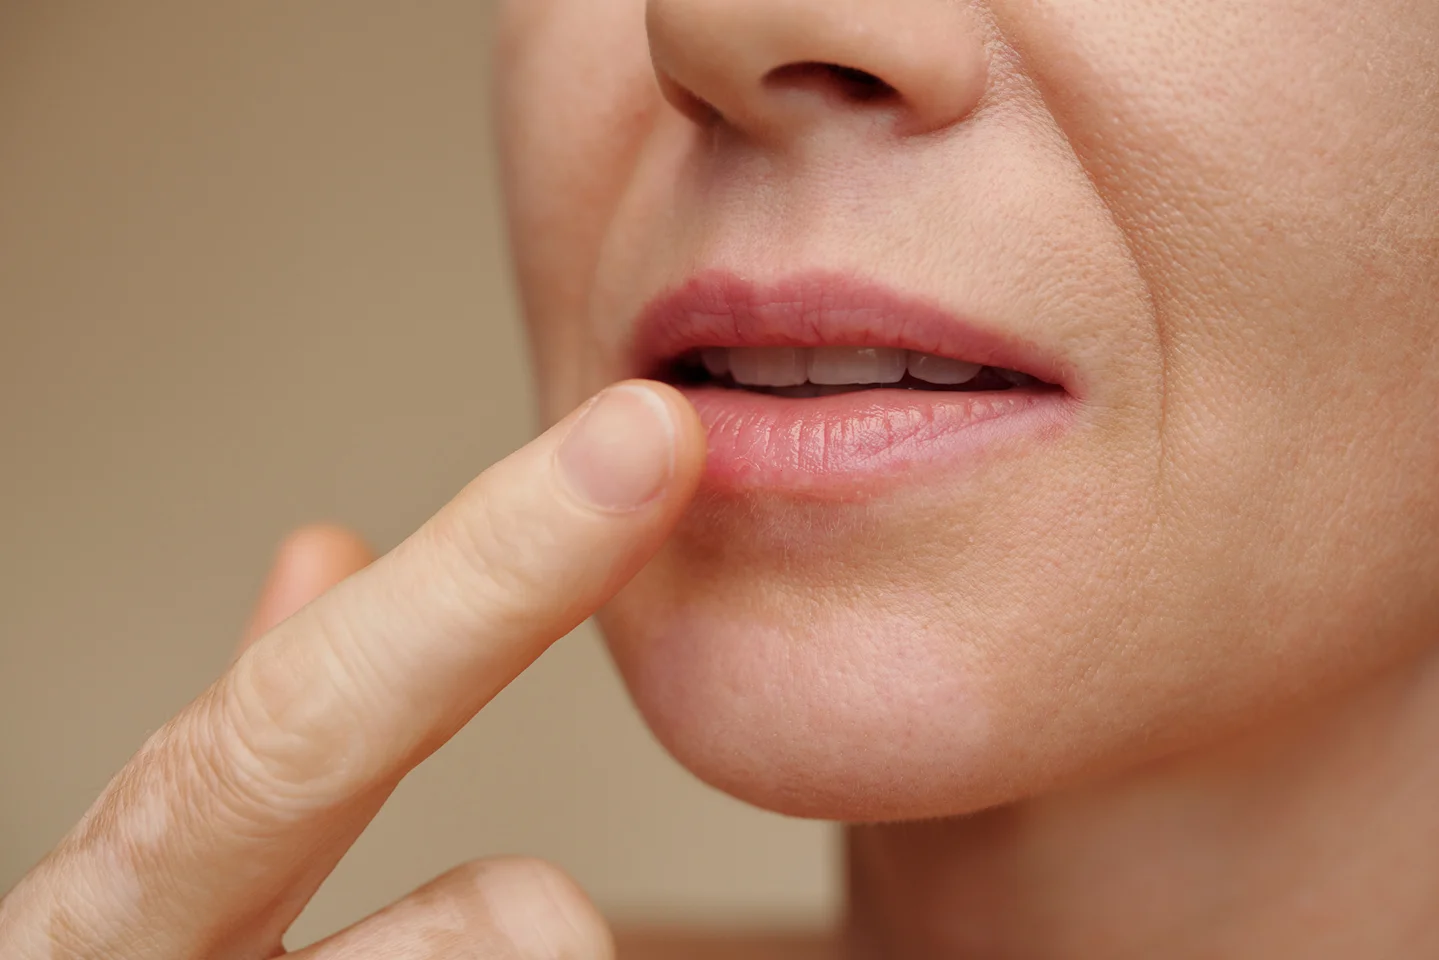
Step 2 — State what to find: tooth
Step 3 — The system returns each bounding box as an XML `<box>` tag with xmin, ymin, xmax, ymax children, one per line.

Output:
<box><xmin>808</xmin><ymin>347</ymin><xmax>908</xmax><ymax>385</ymax></box>
<box><xmin>729</xmin><ymin>347</ymin><xmax>809</xmax><ymax>387</ymax></box>
<box><xmin>701</xmin><ymin>348</ymin><xmax>730</xmax><ymax>378</ymax></box>
<box><xmin>908</xmin><ymin>354</ymin><xmax>983</xmax><ymax>385</ymax></box>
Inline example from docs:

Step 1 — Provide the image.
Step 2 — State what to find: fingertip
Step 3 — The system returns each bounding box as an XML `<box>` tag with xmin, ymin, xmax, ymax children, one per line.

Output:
<box><xmin>627</xmin><ymin>379</ymin><xmax>708</xmax><ymax>486</ymax></box>
<box><xmin>554</xmin><ymin>381</ymin><xmax>706</xmax><ymax>514</ymax></box>
<box><xmin>283</xmin><ymin>524</ymin><xmax>379</xmax><ymax>571</ymax></box>
<box><xmin>613</xmin><ymin>380</ymin><xmax>708</xmax><ymax>505</ymax></box>
<box><xmin>239</xmin><ymin>524</ymin><xmax>377</xmax><ymax>653</ymax></box>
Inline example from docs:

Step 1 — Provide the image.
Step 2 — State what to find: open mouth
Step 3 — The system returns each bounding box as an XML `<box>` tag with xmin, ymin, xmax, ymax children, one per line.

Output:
<box><xmin>660</xmin><ymin>345</ymin><xmax>1054</xmax><ymax>397</ymax></box>
<box><xmin>630</xmin><ymin>271</ymin><xmax>1077</xmax><ymax>494</ymax></box>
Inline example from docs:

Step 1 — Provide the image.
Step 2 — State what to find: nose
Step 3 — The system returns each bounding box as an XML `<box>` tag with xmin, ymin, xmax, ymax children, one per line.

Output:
<box><xmin>646</xmin><ymin>0</ymin><xmax>989</xmax><ymax>142</ymax></box>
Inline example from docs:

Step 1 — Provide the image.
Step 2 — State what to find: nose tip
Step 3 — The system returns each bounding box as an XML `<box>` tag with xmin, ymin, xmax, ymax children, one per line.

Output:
<box><xmin>647</xmin><ymin>0</ymin><xmax>988</xmax><ymax>142</ymax></box>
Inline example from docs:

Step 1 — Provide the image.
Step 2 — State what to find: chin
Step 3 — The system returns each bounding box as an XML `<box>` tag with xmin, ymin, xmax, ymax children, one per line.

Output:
<box><xmin>592</xmin><ymin>483</ymin><xmax>1402</xmax><ymax>824</ymax></box>
<box><xmin>599</xmin><ymin>599</ymin><xmax>989</xmax><ymax>821</ymax></box>
<box><xmin>593</xmin><ymin>489</ymin><xmax>1127</xmax><ymax>823</ymax></box>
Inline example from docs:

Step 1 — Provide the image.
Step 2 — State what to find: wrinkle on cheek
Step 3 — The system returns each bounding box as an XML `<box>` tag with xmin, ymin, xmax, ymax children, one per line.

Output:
<box><xmin>1003</xmin><ymin>0</ymin><xmax>1435</xmax><ymax>287</ymax></box>
<box><xmin>997</xmin><ymin>0</ymin><xmax>1439</xmax><ymax>531</ymax></box>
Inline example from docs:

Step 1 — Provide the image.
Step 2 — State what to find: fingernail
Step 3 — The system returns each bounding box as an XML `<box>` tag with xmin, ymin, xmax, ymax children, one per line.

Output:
<box><xmin>557</xmin><ymin>384</ymin><xmax>677</xmax><ymax>511</ymax></box>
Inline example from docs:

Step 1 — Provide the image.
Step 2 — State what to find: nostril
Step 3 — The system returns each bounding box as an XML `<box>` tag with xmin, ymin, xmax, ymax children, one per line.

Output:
<box><xmin>763</xmin><ymin>62</ymin><xmax>899</xmax><ymax>105</ymax></box>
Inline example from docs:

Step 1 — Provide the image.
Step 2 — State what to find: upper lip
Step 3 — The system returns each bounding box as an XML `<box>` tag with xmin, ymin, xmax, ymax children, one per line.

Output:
<box><xmin>629</xmin><ymin>270</ymin><xmax>1077</xmax><ymax>393</ymax></box>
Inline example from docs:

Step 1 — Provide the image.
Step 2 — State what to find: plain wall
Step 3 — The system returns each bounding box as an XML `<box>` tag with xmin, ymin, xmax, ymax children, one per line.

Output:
<box><xmin>0</xmin><ymin>2</ymin><xmax>835</xmax><ymax>943</ymax></box>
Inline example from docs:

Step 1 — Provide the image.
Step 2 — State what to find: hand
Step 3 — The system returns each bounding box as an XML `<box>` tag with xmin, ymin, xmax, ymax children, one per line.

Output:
<box><xmin>0</xmin><ymin>382</ymin><xmax>705</xmax><ymax>959</ymax></box>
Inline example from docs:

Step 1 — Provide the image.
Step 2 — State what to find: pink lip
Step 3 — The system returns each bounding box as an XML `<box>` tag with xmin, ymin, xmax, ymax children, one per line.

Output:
<box><xmin>630</xmin><ymin>271</ymin><xmax>1081</xmax><ymax>496</ymax></box>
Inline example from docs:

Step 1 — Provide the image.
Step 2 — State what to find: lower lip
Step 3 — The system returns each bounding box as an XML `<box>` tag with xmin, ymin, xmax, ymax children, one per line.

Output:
<box><xmin>681</xmin><ymin>384</ymin><xmax>1075</xmax><ymax>497</ymax></box>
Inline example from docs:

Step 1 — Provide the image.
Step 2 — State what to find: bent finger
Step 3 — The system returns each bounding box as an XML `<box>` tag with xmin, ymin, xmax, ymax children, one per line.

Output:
<box><xmin>290</xmin><ymin>858</ymin><xmax>614</xmax><ymax>960</ymax></box>
<box><xmin>237</xmin><ymin>524</ymin><xmax>377</xmax><ymax>655</ymax></box>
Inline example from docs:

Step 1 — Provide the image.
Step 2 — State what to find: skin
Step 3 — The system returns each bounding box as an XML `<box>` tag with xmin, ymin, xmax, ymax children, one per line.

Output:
<box><xmin>5</xmin><ymin>3</ymin><xmax>1436</xmax><ymax>957</ymax></box>
<box><xmin>493</xmin><ymin>0</ymin><xmax>1439</xmax><ymax>956</ymax></box>
<box><xmin>0</xmin><ymin>383</ymin><xmax>710</xmax><ymax>958</ymax></box>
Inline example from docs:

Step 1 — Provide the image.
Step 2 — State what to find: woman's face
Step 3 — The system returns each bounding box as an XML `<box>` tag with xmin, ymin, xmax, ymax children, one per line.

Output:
<box><xmin>494</xmin><ymin>0</ymin><xmax>1439</xmax><ymax>819</ymax></box>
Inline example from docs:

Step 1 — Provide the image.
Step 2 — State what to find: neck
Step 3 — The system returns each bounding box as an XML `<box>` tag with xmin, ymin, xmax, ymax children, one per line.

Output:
<box><xmin>844</xmin><ymin>650</ymin><xmax>1439</xmax><ymax>959</ymax></box>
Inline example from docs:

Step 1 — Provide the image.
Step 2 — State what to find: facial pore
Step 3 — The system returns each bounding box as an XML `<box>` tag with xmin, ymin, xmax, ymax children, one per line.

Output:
<box><xmin>494</xmin><ymin>0</ymin><xmax>1439</xmax><ymax>820</ymax></box>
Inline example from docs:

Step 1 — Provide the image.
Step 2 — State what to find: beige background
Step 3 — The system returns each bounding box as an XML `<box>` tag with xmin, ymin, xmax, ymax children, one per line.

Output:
<box><xmin>0</xmin><ymin>1</ymin><xmax>835</xmax><ymax>943</ymax></box>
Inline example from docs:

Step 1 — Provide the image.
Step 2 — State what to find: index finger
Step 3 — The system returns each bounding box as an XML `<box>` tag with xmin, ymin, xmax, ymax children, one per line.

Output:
<box><xmin>230</xmin><ymin>380</ymin><xmax>703</xmax><ymax>799</ymax></box>
<box><xmin>17</xmin><ymin>381</ymin><xmax>704</xmax><ymax>958</ymax></box>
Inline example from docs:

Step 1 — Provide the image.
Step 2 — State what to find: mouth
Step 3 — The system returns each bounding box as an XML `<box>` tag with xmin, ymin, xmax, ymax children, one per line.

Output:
<box><xmin>631</xmin><ymin>271</ymin><xmax>1078</xmax><ymax>496</ymax></box>
<box><xmin>662</xmin><ymin>345</ymin><xmax>1048</xmax><ymax>396</ymax></box>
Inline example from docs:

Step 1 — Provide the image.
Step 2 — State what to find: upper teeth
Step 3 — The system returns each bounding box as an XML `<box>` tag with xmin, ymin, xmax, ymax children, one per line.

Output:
<box><xmin>701</xmin><ymin>346</ymin><xmax>985</xmax><ymax>387</ymax></box>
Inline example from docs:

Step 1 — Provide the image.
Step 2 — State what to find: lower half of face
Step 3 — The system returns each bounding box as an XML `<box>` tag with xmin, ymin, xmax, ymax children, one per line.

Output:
<box><xmin>497</xmin><ymin>0</ymin><xmax>1439</xmax><ymax>820</ymax></box>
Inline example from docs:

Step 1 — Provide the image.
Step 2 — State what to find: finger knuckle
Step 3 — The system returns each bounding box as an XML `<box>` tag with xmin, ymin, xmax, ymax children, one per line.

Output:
<box><xmin>465</xmin><ymin>857</ymin><xmax>614</xmax><ymax>960</ymax></box>
<box><xmin>204</xmin><ymin>630</ymin><xmax>377</xmax><ymax>820</ymax></box>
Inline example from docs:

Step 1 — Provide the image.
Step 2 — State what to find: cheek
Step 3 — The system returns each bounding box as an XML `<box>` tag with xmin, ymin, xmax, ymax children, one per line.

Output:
<box><xmin>493</xmin><ymin>0</ymin><xmax>660</xmax><ymax>423</ymax></box>
<box><xmin>1009</xmin><ymin>0</ymin><xmax>1439</xmax><ymax>388</ymax></box>
<box><xmin>1014</xmin><ymin>2</ymin><xmax>1439</xmax><ymax>650</ymax></box>
<box><xmin>512</xmin><ymin>0</ymin><xmax>1439</xmax><ymax>818</ymax></box>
